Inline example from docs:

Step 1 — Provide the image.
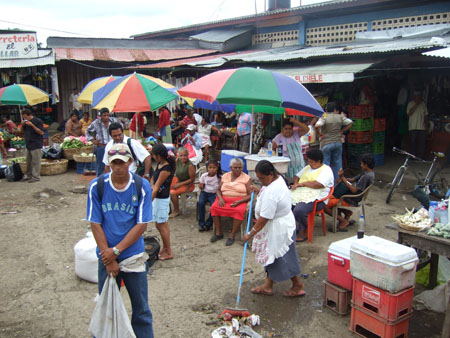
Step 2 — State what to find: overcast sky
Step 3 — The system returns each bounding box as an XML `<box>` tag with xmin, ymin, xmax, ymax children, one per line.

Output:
<box><xmin>0</xmin><ymin>0</ymin><xmax>328</xmax><ymax>46</ymax></box>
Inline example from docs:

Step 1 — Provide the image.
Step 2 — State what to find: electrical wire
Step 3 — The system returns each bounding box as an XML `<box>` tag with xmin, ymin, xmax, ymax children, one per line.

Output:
<box><xmin>0</xmin><ymin>19</ymin><xmax>91</xmax><ymax>37</ymax></box>
<box><xmin>67</xmin><ymin>59</ymin><xmax>141</xmax><ymax>70</ymax></box>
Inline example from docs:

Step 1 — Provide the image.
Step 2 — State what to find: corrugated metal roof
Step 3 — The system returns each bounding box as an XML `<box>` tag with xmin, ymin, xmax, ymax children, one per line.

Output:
<box><xmin>423</xmin><ymin>46</ymin><xmax>450</xmax><ymax>58</ymax></box>
<box><xmin>47</xmin><ymin>37</ymin><xmax>201</xmax><ymax>49</ymax></box>
<box><xmin>132</xmin><ymin>51</ymin><xmax>254</xmax><ymax>69</ymax></box>
<box><xmin>53</xmin><ymin>48</ymin><xmax>216</xmax><ymax>62</ymax></box>
<box><xmin>186</xmin><ymin>36</ymin><xmax>450</xmax><ymax>67</ymax></box>
<box><xmin>0</xmin><ymin>49</ymin><xmax>55</xmax><ymax>69</ymax></box>
<box><xmin>131</xmin><ymin>0</ymin><xmax>359</xmax><ymax>39</ymax></box>
<box><xmin>266</xmin><ymin>61</ymin><xmax>377</xmax><ymax>75</ymax></box>
<box><xmin>190</xmin><ymin>28</ymin><xmax>252</xmax><ymax>43</ymax></box>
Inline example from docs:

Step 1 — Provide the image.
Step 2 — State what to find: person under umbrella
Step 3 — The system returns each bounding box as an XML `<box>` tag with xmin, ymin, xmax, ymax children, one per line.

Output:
<box><xmin>243</xmin><ymin>160</ymin><xmax>305</xmax><ymax>297</ymax></box>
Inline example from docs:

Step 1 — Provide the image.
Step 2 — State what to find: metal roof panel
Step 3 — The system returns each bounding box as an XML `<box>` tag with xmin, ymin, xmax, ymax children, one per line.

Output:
<box><xmin>53</xmin><ymin>48</ymin><xmax>216</xmax><ymax>62</ymax></box>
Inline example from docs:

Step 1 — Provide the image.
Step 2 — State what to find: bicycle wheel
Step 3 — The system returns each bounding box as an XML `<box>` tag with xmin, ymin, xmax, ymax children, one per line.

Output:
<box><xmin>429</xmin><ymin>167</ymin><xmax>449</xmax><ymax>199</ymax></box>
<box><xmin>386</xmin><ymin>167</ymin><xmax>406</xmax><ymax>204</ymax></box>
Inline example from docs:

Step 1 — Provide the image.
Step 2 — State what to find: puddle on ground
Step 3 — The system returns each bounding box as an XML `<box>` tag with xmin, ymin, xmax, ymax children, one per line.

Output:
<box><xmin>221</xmin><ymin>265</ymin><xmax>328</xmax><ymax>337</ymax></box>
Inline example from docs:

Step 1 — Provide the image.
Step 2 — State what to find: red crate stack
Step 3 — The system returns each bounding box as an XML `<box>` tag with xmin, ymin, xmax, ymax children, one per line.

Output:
<box><xmin>350</xmin><ymin>278</ymin><xmax>414</xmax><ymax>338</ymax></box>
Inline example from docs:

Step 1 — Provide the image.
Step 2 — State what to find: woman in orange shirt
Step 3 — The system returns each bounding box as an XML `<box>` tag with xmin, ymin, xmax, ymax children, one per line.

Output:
<box><xmin>209</xmin><ymin>158</ymin><xmax>252</xmax><ymax>246</ymax></box>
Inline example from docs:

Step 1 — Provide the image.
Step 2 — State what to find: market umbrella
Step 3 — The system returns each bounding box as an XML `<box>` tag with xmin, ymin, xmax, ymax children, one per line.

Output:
<box><xmin>91</xmin><ymin>72</ymin><xmax>178</xmax><ymax>113</ymax></box>
<box><xmin>0</xmin><ymin>84</ymin><xmax>49</xmax><ymax>106</ymax></box>
<box><xmin>178</xmin><ymin>67</ymin><xmax>323</xmax><ymax>152</ymax></box>
<box><xmin>78</xmin><ymin>75</ymin><xmax>119</xmax><ymax>104</ymax></box>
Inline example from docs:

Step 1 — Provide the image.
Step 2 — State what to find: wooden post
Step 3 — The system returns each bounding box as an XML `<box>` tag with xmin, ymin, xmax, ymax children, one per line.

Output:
<box><xmin>442</xmin><ymin>282</ymin><xmax>450</xmax><ymax>338</ymax></box>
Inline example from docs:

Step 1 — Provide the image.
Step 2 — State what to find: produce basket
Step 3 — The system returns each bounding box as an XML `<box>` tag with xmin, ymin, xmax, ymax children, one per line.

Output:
<box><xmin>63</xmin><ymin>146</ymin><xmax>94</xmax><ymax>160</ymax></box>
<box><xmin>8</xmin><ymin>158</ymin><xmax>68</xmax><ymax>176</ymax></box>
<box><xmin>51</xmin><ymin>133</ymin><xmax>64</xmax><ymax>144</ymax></box>
<box><xmin>396</xmin><ymin>221</ymin><xmax>423</xmax><ymax>232</ymax></box>
<box><xmin>73</xmin><ymin>154</ymin><xmax>96</xmax><ymax>163</ymax></box>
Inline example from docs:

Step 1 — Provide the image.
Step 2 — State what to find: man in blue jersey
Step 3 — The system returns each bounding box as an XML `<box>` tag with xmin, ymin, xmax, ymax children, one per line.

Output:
<box><xmin>86</xmin><ymin>143</ymin><xmax>153</xmax><ymax>338</ymax></box>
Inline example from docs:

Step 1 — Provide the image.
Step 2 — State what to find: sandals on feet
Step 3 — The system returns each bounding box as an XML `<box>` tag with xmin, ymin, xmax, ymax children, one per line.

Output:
<box><xmin>283</xmin><ymin>289</ymin><xmax>306</xmax><ymax>297</ymax></box>
<box><xmin>251</xmin><ymin>286</ymin><xmax>273</xmax><ymax>296</ymax></box>
<box><xmin>210</xmin><ymin>234</ymin><xmax>224</xmax><ymax>242</ymax></box>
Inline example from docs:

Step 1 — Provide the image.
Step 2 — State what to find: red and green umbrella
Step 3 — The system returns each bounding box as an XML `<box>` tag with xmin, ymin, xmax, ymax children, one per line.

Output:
<box><xmin>78</xmin><ymin>75</ymin><xmax>119</xmax><ymax>104</ymax></box>
<box><xmin>0</xmin><ymin>84</ymin><xmax>49</xmax><ymax>106</ymax></box>
<box><xmin>91</xmin><ymin>73</ymin><xmax>177</xmax><ymax>112</ymax></box>
<box><xmin>178</xmin><ymin>67</ymin><xmax>323</xmax><ymax>117</ymax></box>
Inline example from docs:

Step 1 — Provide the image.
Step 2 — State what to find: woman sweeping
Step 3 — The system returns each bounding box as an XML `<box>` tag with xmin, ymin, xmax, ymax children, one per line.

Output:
<box><xmin>243</xmin><ymin>160</ymin><xmax>305</xmax><ymax>297</ymax></box>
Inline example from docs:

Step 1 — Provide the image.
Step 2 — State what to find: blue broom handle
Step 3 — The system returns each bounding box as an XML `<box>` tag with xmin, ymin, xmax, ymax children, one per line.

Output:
<box><xmin>236</xmin><ymin>191</ymin><xmax>255</xmax><ymax>307</ymax></box>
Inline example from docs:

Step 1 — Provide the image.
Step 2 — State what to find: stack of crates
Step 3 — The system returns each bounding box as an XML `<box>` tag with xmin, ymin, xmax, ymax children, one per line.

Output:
<box><xmin>347</xmin><ymin>105</ymin><xmax>374</xmax><ymax>168</ymax></box>
<box><xmin>349</xmin><ymin>236</ymin><xmax>418</xmax><ymax>338</ymax></box>
<box><xmin>373</xmin><ymin>118</ymin><xmax>386</xmax><ymax>166</ymax></box>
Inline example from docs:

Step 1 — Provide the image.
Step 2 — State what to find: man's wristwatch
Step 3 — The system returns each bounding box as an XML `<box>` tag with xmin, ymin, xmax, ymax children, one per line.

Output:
<box><xmin>113</xmin><ymin>246</ymin><xmax>120</xmax><ymax>256</ymax></box>
<box><xmin>144</xmin><ymin>173</ymin><xmax>150</xmax><ymax>178</ymax></box>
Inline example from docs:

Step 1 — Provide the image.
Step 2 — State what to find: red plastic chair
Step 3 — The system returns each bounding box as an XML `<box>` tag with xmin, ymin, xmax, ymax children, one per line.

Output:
<box><xmin>307</xmin><ymin>186</ymin><xmax>334</xmax><ymax>243</ymax></box>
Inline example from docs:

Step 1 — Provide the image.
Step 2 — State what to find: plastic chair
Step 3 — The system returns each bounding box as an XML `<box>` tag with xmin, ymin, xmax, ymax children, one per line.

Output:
<box><xmin>179</xmin><ymin>164</ymin><xmax>207</xmax><ymax>216</ymax></box>
<box><xmin>307</xmin><ymin>186</ymin><xmax>334</xmax><ymax>243</ymax></box>
<box><xmin>331</xmin><ymin>183</ymin><xmax>373</xmax><ymax>233</ymax></box>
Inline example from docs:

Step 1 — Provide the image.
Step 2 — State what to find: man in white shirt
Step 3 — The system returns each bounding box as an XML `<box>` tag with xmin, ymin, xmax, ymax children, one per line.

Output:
<box><xmin>69</xmin><ymin>88</ymin><xmax>83</xmax><ymax>118</ymax></box>
<box><xmin>103</xmin><ymin>122</ymin><xmax>152</xmax><ymax>178</ymax></box>
<box><xmin>406</xmin><ymin>91</ymin><xmax>428</xmax><ymax>158</ymax></box>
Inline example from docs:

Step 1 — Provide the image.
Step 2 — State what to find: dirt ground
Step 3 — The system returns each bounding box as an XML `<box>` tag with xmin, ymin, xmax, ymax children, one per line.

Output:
<box><xmin>0</xmin><ymin>165</ymin><xmax>445</xmax><ymax>338</ymax></box>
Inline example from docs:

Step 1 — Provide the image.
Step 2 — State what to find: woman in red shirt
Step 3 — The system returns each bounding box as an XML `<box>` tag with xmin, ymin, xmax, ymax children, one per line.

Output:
<box><xmin>157</xmin><ymin>107</ymin><xmax>172</xmax><ymax>144</ymax></box>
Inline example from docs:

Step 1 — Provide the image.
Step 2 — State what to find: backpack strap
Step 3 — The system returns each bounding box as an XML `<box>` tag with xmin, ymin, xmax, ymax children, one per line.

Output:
<box><xmin>96</xmin><ymin>173</ymin><xmax>142</xmax><ymax>202</ymax></box>
<box><xmin>133</xmin><ymin>173</ymin><xmax>143</xmax><ymax>201</ymax></box>
<box><xmin>97</xmin><ymin>174</ymin><xmax>105</xmax><ymax>201</ymax></box>
<box><xmin>127</xmin><ymin>137</ymin><xmax>138</xmax><ymax>162</ymax></box>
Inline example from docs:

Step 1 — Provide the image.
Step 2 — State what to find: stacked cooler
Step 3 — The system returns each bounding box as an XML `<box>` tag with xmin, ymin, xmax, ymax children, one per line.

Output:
<box><xmin>325</xmin><ymin>236</ymin><xmax>368</xmax><ymax>315</ymax></box>
<box><xmin>349</xmin><ymin>236</ymin><xmax>418</xmax><ymax>338</ymax></box>
<box><xmin>347</xmin><ymin>105</ymin><xmax>374</xmax><ymax>169</ymax></box>
<box><xmin>373</xmin><ymin>118</ymin><xmax>386</xmax><ymax>166</ymax></box>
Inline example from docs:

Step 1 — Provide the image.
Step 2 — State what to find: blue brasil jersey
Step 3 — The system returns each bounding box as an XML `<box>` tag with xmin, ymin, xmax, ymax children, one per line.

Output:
<box><xmin>86</xmin><ymin>172</ymin><xmax>152</xmax><ymax>261</ymax></box>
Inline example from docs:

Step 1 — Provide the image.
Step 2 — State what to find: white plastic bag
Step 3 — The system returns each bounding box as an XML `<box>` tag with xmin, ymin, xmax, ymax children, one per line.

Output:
<box><xmin>74</xmin><ymin>232</ymin><xmax>98</xmax><ymax>283</ymax></box>
<box><xmin>88</xmin><ymin>275</ymin><xmax>136</xmax><ymax>338</ymax></box>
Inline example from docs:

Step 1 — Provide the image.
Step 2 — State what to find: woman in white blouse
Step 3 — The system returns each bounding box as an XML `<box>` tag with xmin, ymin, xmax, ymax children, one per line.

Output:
<box><xmin>243</xmin><ymin>160</ymin><xmax>305</xmax><ymax>297</ymax></box>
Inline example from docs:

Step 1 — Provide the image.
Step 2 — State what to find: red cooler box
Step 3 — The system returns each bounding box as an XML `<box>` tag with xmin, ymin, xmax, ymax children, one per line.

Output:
<box><xmin>328</xmin><ymin>236</ymin><xmax>370</xmax><ymax>290</ymax></box>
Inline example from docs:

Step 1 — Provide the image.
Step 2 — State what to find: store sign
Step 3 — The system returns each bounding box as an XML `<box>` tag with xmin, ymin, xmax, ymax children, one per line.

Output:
<box><xmin>292</xmin><ymin>73</ymin><xmax>355</xmax><ymax>83</ymax></box>
<box><xmin>0</xmin><ymin>33</ymin><xmax>38</xmax><ymax>59</ymax></box>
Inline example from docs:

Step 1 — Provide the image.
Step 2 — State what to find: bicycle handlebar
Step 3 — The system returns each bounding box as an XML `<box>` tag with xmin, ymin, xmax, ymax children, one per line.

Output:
<box><xmin>392</xmin><ymin>147</ymin><xmax>424</xmax><ymax>161</ymax></box>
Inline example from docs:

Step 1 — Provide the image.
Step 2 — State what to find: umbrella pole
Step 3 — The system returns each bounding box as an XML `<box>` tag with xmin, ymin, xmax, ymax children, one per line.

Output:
<box><xmin>249</xmin><ymin>105</ymin><xmax>254</xmax><ymax>154</ymax></box>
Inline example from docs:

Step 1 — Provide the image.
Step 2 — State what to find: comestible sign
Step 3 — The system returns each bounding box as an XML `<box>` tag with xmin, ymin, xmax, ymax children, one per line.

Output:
<box><xmin>0</xmin><ymin>33</ymin><xmax>39</xmax><ymax>59</ymax></box>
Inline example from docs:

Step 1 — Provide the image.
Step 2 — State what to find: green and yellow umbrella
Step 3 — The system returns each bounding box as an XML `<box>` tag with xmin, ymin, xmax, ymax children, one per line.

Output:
<box><xmin>0</xmin><ymin>84</ymin><xmax>49</xmax><ymax>106</ymax></box>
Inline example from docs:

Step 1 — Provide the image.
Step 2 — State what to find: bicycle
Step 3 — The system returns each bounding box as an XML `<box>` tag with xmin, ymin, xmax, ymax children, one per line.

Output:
<box><xmin>385</xmin><ymin>147</ymin><xmax>449</xmax><ymax>204</ymax></box>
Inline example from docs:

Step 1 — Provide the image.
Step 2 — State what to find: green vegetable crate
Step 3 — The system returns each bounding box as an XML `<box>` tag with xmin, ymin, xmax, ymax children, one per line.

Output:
<box><xmin>350</xmin><ymin>118</ymin><xmax>374</xmax><ymax>132</ymax></box>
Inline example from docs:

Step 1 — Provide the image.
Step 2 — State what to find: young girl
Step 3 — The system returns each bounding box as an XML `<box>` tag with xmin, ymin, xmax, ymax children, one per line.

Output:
<box><xmin>151</xmin><ymin>143</ymin><xmax>175</xmax><ymax>260</ymax></box>
<box><xmin>198</xmin><ymin>160</ymin><xmax>221</xmax><ymax>231</ymax></box>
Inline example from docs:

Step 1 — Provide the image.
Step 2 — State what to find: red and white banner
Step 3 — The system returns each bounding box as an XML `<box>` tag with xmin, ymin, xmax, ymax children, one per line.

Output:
<box><xmin>0</xmin><ymin>33</ymin><xmax>39</xmax><ymax>59</ymax></box>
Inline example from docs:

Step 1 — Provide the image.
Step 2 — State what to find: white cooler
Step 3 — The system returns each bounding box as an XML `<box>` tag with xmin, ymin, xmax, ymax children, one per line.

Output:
<box><xmin>328</xmin><ymin>236</ymin><xmax>371</xmax><ymax>290</ymax></box>
<box><xmin>244</xmin><ymin>154</ymin><xmax>290</xmax><ymax>180</ymax></box>
<box><xmin>350</xmin><ymin>236</ymin><xmax>418</xmax><ymax>293</ymax></box>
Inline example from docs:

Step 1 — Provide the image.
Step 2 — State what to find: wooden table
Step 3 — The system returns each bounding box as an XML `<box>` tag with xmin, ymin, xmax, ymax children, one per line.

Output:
<box><xmin>386</xmin><ymin>223</ymin><xmax>450</xmax><ymax>289</ymax></box>
<box><xmin>386</xmin><ymin>223</ymin><xmax>450</xmax><ymax>338</ymax></box>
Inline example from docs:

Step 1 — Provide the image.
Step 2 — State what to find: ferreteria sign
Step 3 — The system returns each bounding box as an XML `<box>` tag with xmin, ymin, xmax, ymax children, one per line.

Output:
<box><xmin>0</xmin><ymin>33</ymin><xmax>39</xmax><ymax>59</ymax></box>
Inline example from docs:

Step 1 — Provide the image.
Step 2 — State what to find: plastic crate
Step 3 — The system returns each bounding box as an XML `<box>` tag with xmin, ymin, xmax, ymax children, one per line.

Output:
<box><xmin>350</xmin><ymin>118</ymin><xmax>374</xmax><ymax>132</ymax></box>
<box><xmin>373</xmin><ymin>131</ymin><xmax>385</xmax><ymax>143</ymax></box>
<box><xmin>10</xmin><ymin>140</ymin><xmax>26</xmax><ymax>148</ymax></box>
<box><xmin>352</xmin><ymin>278</ymin><xmax>413</xmax><ymax>321</ymax></box>
<box><xmin>373</xmin><ymin>143</ymin><xmax>384</xmax><ymax>154</ymax></box>
<box><xmin>374</xmin><ymin>118</ymin><xmax>386</xmax><ymax>132</ymax></box>
<box><xmin>323</xmin><ymin>280</ymin><xmax>352</xmax><ymax>315</ymax></box>
<box><xmin>374</xmin><ymin>154</ymin><xmax>385</xmax><ymax>166</ymax></box>
<box><xmin>348</xmin><ymin>105</ymin><xmax>375</xmax><ymax>119</ymax></box>
<box><xmin>347</xmin><ymin>144</ymin><xmax>373</xmax><ymax>156</ymax></box>
<box><xmin>350</xmin><ymin>304</ymin><xmax>411</xmax><ymax>338</ymax></box>
<box><xmin>348</xmin><ymin>131</ymin><xmax>374</xmax><ymax>144</ymax></box>
<box><xmin>76</xmin><ymin>161</ymin><xmax>97</xmax><ymax>174</ymax></box>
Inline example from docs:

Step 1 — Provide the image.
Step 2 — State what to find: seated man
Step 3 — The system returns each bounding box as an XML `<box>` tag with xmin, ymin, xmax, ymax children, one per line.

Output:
<box><xmin>324</xmin><ymin>154</ymin><xmax>375</xmax><ymax>231</ymax></box>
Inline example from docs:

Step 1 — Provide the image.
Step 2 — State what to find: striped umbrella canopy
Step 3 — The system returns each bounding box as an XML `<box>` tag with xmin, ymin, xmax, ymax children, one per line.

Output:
<box><xmin>78</xmin><ymin>75</ymin><xmax>119</xmax><ymax>104</ymax></box>
<box><xmin>0</xmin><ymin>84</ymin><xmax>49</xmax><ymax>106</ymax></box>
<box><xmin>178</xmin><ymin>67</ymin><xmax>324</xmax><ymax>117</ymax></box>
<box><xmin>92</xmin><ymin>73</ymin><xmax>178</xmax><ymax>112</ymax></box>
